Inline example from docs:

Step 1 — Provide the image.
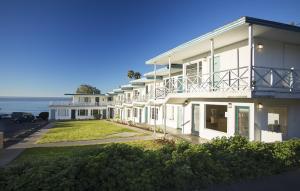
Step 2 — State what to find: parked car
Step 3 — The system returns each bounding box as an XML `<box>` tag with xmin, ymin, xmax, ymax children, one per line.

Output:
<box><xmin>11</xmin><ymin>112</ymin><xmax>35</xmax><ymax>123</ymax></box>
<box><xmin>0</xmin><ymin>114</ymin><xmax>11</xmax><ymax>119</ymax></box>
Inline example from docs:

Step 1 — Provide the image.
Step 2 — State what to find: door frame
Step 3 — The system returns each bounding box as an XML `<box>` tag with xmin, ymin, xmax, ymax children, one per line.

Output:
<box><xmin>191</xmin><ymin>104</ymin><xmax>200</xmax><ymax>135</ymax></box>
<box><xmin>71</xmin><ymin>109</ymin><xmax>76</xmax><ymax>120</ymax></box>
<box><xmin>235</xmin><ymin>106</ymin><xmax>250</xmax><ymax>138</ymax></box>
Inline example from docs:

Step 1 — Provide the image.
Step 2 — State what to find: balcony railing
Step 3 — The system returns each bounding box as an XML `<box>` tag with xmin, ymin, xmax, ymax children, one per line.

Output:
<box><xmin>49</xmin><ymin>101</ymin><xmax>107</xmax><ymax>107</ymax></box>
<box><xmin>154</xmin><ymin>66</ymin><xmax>300</xmax><ymax>98</ymax></box>
<box><xmin>132</xmin><ymin>94</ymin><xmax>149</xmax><ymax>102</ymax></box>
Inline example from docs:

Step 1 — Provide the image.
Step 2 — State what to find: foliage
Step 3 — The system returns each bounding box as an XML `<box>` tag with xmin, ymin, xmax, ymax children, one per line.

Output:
<box><xmin>36</xmin><ymin>120</ymin><xmax>142</xmax><ymax>144</ymax></box>
<box><xmin>1</xmin><ymin>137</ymin><xmax>300</xmax><ymax>191</ymax></box>
<box><xmin>76</xmin><ymin>84</ymin><xmax>101</xmax><ymax>94</ymax></box>
<box><xmin>127</xmin><ymin>70</ymin><xmax>142</xmax><ymax>80</ymax></box>
<box><xmin>134</xmin><ymin>72</ymin><xmax>141</xmax><ymax>79</ymax></box>
<box><xmin>38</xmin><ymin>112</ymin><xmax>49</xmax><ymax>120</ymax></box>
<box><xmin>127</xmin><ymin>70</ymin><xmax>135</xmax><ymax>79</ymax></box>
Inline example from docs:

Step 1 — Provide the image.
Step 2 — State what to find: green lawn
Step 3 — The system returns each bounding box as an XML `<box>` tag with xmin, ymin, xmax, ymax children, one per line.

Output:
<box><xmin>37</xmin><ymin>120</ymin><xmax>146</xmax><ymax>144</ymax></box>
<box><xmin>13</xmin><ymin>140</ymin><xmax>165</xmax><ymax>164</ymax></box>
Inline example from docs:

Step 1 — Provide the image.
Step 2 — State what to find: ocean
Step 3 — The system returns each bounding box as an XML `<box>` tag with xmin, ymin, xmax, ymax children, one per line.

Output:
<box><xmin>0</xmin><ymin>97</ymin><xmax>71</xmax><ymax>116</ymax></box>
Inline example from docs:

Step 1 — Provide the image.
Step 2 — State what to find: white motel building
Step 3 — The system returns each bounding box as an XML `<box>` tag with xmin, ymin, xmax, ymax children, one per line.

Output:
<box><xmin>50</xmin><ymin>17</ymin><xmax>300</xmax><ymax>143</ymax></box>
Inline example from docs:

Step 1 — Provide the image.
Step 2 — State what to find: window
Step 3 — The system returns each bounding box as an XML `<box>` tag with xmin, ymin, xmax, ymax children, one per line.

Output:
<box><xmin>84</xmin><ymin>97</ymin><xmax>90</xmax><ymax>103</ymax></box>
<box><xmin>57</xmin><ymin>109</ymin><xmax>69</xmax><ymax>116</ymax></box>
<box><xmin>78</xmin><ymin>109</ymin><xmax>88</xmax><ymax>116</ymax></box>
<box><xmin>205</xmin><ymin>105</ymin><xmax>227</xmax><ymax>133</ymax></box>
<box><xmin>92</xmin><ymin>109</ymin><xmax>99</xmax><ymax>115</ymax></box>
<box><xmin>168</xmin><ymin>106</ymin><xmax>174</xmax><ymax>120</ymax></box>
<box><xmin>267</xmin><ymin>107</ymin><xmax>288</xmax><ymax>134</ymax></box>
<box><xmin>134</xmin><ymin>108</ymin><xmax>138</xmax><ymax>118</ymax></box>
<box><xmin>146</xmin><ymin>85</ymin><xmax>148</xmax><ymax>94</ymax></box>
<box><xmin>127</xmin><ymin>109</ymin><xmax>131</xmax><ymax>118</ymax></box>
<box><xmin>151</xmin><ymin>107</ymin><xmax>158</xmax><ymax>120</ymax></box>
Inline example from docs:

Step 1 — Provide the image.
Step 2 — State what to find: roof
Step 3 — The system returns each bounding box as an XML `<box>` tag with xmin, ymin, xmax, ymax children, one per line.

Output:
<box><xmin>144</xmin><ymin>67</ymin><xmax>182</xmax><ymax>77</ymax></box>
<box><xmin>146</xmin><ymin>16</ymin><xmax>300</xmax><ymax>65</ymax></box>
<box><xmin>112</xmin><ymin>88</ymin><xmax>123</xmax><ymax>93</ymax></box>
<box><xmin>130</xmin><ymin>78</ymin><xmax>154</xmax><ymax>85</ymax></box>
<box><xmin>64</xmin><ymin>93</ymin><xmax>106</xmax><ymax>96</ymax></box>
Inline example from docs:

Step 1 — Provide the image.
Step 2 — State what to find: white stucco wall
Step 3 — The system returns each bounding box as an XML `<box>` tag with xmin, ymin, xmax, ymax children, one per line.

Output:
<box><xmin>181</xmin><ymin>100</ymin><xmax>255</xmax><ymax>141</ymax></box>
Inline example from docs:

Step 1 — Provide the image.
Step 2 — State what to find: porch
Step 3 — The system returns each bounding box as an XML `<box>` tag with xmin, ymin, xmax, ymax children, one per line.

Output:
<box><xmin>155</xmin><ymin>66</ymin><xmax>300</xmax><ymax>99</ymax></box>
<box><xmin>135</xmin><ymin>123</ymin><xmax>208</xmax><ymax>144</ymax></box>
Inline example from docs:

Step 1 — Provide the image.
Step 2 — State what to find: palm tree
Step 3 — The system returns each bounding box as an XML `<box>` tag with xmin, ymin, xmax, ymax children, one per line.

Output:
<box><xmin>134</xmin><ymin>72</ymin><xmax>141</xmax><ymax>79</ymax></box>
<box><xmin>127</xmin><ymin>70</ymin><xmax>134</xmax><ymax>79</ymax></box>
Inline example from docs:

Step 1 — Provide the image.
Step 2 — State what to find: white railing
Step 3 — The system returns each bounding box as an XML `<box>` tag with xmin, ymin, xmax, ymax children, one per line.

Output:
<box><xmin>252</xmin><ymin>66</ymin><xmax>300</xmax><ymax>93</ymax></box>
<box><xmin>132</xmin><ymin>94</ymin><xmax>149</xmax><ymax>102</ymax></box>
<box><xmin>49</xmin><ymin>101</ymin><xmax>107</xmax><ymax>107</ymax></box>
<box><xmin>153</xmin><ymin>66</ymin><xmax>300</xmax><ymax>99</ymax></box>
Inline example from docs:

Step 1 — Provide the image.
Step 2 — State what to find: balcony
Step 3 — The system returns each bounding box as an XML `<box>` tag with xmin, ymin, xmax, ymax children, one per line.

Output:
<box><xmin>132</xmin><ymin>94</ymin><xmax>149</xmax><ymax>102</ymax></box>
<box><xmin>154</xmin><ymin>66</ymin><xmax>300</xmax><ymax>99</ymax></box>
<box><xmin>49</xmin><ymin>101</ymin><xmax>107</xmax><ymax>107</ymax></box>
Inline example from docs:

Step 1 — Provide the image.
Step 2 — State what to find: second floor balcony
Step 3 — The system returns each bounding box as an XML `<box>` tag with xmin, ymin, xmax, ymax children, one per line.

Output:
<box><xmin>49</xmin><ymin>101</ymin><xmax>107</xmax><ymax>107</ymax></box>
<box><xmin>154</xmin><ymin>66</ymin><xmax>300</xmax><ymax>99</ymax></box>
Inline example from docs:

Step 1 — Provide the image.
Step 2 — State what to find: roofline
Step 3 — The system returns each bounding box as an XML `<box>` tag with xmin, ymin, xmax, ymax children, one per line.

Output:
<box><xmin>146</xmin><ymin>16</ymin><xmax>300</xmax><ymax>65</ymax></box>
<box><xmin>245</xmin><ymin>16</ymin><xmax>300</xmax><ymax>32</ymax></box>
<box><xmin>145</xmin><ymin>16</ymin><xmax>246</xmax><ymax>64</ymax></box>
<box><xmin>64</xmin><ymin>93</ymin><xmax>106</xmax><ymax>96</ymax></box>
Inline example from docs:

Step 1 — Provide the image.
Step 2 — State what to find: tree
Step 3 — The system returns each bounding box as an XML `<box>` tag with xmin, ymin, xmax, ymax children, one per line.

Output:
<box><xmin>127</xmin><ymin>70</ymin><xmax>134</xmax><ymax>79</ymax></box>
<box><xmin>76</xmin><ymin>84</ymin><xmax>101</xmax><ymax>94</ymax></box>
<box><xmin>134</xmin><ymin>72</ymin><xmax>141</xmax><ymax>79</ymax></box>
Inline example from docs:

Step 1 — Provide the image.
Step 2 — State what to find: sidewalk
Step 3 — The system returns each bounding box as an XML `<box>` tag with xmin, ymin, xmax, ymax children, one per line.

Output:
<box><xmin>0</xmin><ymin>122</ymin><xmax>53</xmax><ymax>167</ymax></box>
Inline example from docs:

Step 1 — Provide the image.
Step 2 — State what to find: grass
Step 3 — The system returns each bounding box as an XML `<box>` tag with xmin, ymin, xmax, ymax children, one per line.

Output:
<box><xmin>13</xmin><ymin>140</ymin><xmax>165</xmax><ymax>164</ymax></box>
<box><xmin>37</xmin><ymin>120</ymin><xmax>146</xmax><ymax>144</ymax></box>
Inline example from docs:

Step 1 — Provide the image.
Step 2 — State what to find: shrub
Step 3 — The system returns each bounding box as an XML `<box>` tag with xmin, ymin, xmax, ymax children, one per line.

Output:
<box><xmin>38</xmin><ymin>112</ymin><xmax>49</xmax><ymax>120</ymax></box>
<box><xmin>0</xmin><ymin>137</ymin><xmax>300</xmax><ymax>191</ymax></box>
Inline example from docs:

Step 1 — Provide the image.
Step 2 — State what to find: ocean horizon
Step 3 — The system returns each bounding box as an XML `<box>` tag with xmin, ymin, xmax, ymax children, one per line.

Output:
<box><xmin>0</xmin><ymin>96</ymin><xmax>71</xmax><ymax>116</ymax></box>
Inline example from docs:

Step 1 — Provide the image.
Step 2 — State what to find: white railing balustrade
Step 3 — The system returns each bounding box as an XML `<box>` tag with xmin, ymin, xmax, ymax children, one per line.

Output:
<box><xmin>252</xmin><ymin>66</ymin><xmax>300</xmax><ymax>92</ymax></box>
<box><xmin>132</xmin><ymin>94</ymin><xmax>149</xmax><ymax>102</ymax></box>
<box><xmin>153</xmin><ymin>65</ymin><xmax>300</xmax><ymax>99</ymax></box>
<box><xmin>49</xmin><ymin>101</ymin><xmax>107</xmax><ymax>107</ymax></box>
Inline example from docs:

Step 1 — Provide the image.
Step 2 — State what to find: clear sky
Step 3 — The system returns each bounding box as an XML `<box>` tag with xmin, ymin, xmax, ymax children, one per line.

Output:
<box><xmin>0</xmin><ymin>0</ymin><xmax>299</xmax><ymax>97</ymax></box>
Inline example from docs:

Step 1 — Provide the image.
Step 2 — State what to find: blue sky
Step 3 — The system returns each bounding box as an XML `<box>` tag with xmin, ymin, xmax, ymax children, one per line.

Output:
<box><xmin>0</xmin><ymin>0</ymin><xmax>299</xmax><ymax>97</ymax></box>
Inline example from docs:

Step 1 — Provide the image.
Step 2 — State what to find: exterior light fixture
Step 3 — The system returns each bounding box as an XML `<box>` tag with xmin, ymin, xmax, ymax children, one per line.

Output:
<box><xmin>228</xmin><ymin>103</ymin><xmax>232</xmax><ymax>108</ymax></box>
<box><xmin>184</xmin><ymin>100</ymin><xmax>189</xmax><ymax>105</ymax></box>
<box><xmin>258</xmin><ymin>103</ymin><xmax>263</xmax><ymax>110</ymax></box>
<box><xmin>257</xmin><ymin>43</ymin><xmax>264</xmax><ymax>50</ymax></box>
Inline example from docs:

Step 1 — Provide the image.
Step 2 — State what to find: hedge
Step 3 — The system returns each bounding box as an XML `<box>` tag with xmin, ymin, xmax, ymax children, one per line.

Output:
<box><xmin>0</xmin><ymin>136</ymin><xmax>300</xmax><ymax>191</ymax></box>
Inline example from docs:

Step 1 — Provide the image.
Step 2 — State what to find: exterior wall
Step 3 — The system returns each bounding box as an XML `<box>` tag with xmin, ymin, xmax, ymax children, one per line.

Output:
<box><xmin>49</xmin><ymin>106</ymin><xmax>107</xmax><ymax>120</ymax></box>
<box><xmin>254</xmin><ymin>38</ymin><xmax>300</xmax><ymax>69</ymax></box>
<box><xmin>147</xmin><ymin>105</ymin><xmax>163</xmax><ymax>126</ymax></box>
<box><xmin>73</xmin><ymin>95</ymin><xmax>108</xmax><ymax>105</ymax></box>
<box><xmin>165</xmin><ymin>104</ymin><xmax>183</xmax><ymax>129</ymax></box>
<box><xmin>254</xmin><ymin>101</ymin><xmax>300</xmax><ymax>142</ymax></box>
<box><xmin>182</xmin><ymin>100</ymin><xmax>255</xmax><ymax>141</ymax></box>
<box><xmin>183</xmin><ymin>40</ymin><xmax>249</xmax><ymax>78</ymax></box>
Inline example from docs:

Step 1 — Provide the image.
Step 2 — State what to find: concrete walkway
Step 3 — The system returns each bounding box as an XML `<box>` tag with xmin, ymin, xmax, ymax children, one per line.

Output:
<box><xmin>0</xmin><ymin>122</ymin><xmax>54</xmax><ymax>167</ymax></box>
<box><xmin>0</xmin><ymin>122</ymin><xmax>162</xmax><ymax>167</ymax></box>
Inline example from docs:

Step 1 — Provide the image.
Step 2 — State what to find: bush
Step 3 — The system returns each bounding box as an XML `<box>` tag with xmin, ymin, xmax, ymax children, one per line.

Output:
<box><xmin>1</xmin><ymin>137</ymin><xmax>300</xmax><ymax>191</ymax></box>
<box><xmin>38</xmin><ymin>112</ymin><xmax>49</xmax><ymax>120</ymax></box>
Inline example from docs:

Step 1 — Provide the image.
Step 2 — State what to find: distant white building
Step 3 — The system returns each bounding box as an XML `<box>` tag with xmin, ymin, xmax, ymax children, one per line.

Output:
<box><xmin>49</xmin><ymin>93</ymin><xmax>112</xmax><ymax>120</ymax></box>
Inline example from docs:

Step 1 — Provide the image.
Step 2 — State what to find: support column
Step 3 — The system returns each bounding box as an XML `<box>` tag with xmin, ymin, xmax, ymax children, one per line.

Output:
<box><xmin>210</xmin><ymin>39</ymin><xmax>214</xmax><ymax>90</ymax></box>
<box><xmin>163</xmin><ymin>103</ymin><xmax>167</xmax><ymax>138</ymax></box>
<box><xmin>153</xmin><ymin>64</ymin><xmax>157</xmax><ymax>136</ymax></box>
<box><xmin>248</xmin><ymin>24</ymin><xmax>253</xmax><ymax>91</ymax></box>
<box><xmin>168</xmin><ymin>57</ymin><xmax>171</xmax><ymax>93</ymax></box>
